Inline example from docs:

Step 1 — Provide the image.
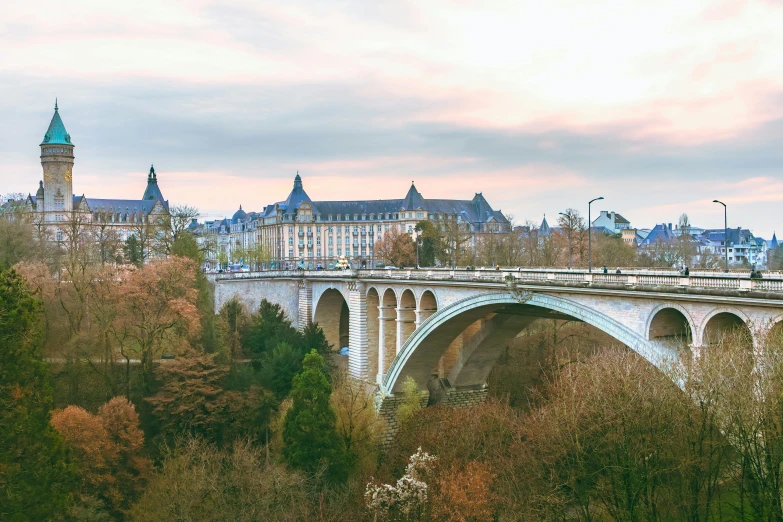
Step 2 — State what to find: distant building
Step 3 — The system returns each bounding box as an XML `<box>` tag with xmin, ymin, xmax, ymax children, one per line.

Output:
<box><xmin>701</xmin><ymin>228</ymin><xmax>767</xmax><ymax>266</ymax></box>
<box><xmin>591</xmin><ymin>210</ymin><xmax>631</xmax><ymax>232</ymax></box>
<box><xmin>12</xmin><ymin>102</ymin><xmax>170</xmax><ymax>250</ymax></box>
<box><xmin>197</xmin><ymin>175</ymin><xmax>511</xmax><ymax>269</ymax></box>
<box><xmin>641</xmin><ymin>223</ymin><xmax>677</xmax><ymax>246</ymax></box>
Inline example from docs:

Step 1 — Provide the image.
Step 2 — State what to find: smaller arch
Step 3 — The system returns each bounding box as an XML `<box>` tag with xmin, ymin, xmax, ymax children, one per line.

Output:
<box><xmin>313</xmin><ymin>288</ymin><xmax>350</xmax><ymax>352</ymax></box>
<box><xmin>761</xmin><ymin>316</ymin><xmax>783</xmax><ymax>350</ymax></box>
<box><xmin>647</xmin><ymin>304</ymin><xmax>694</xmax><ymax>348</ymax></box>
<box><xmin>419</xmin><ymin>289</ymin><xmax>438</xmax><ymax>311</ymax></box>
<box><xmin>382</xmin><ymin>288</ymin><xmax>397</xmax><ymax>308</ymax></box>
<box><xmin>702</xmin><ymin>308</ymin><xmax>752</xmax><ymax>348</ymax></box>
<box><xmin>397</xmin><ymin>289</ymin><xmax>418</xmax><ymax>351</ymax></box>
<box><xmin>399</xmin><ymin>288</ymin><xmax>416</xmax><ymax>309</ymax></box>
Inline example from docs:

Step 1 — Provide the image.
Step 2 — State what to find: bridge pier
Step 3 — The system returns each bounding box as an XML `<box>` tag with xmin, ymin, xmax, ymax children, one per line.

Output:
<box><xmin>377</xmin><ymin>389</ymin><xmax>430</xmax><ymax>448</ymax></box>
<box><xmin>376</xmin><ymin>380</ymin><xmax>489</xmax><ymax>447</ymax></box>
<box><xmin>297</xmin><ymin>280</ymin><xmax>312</xmax><ymax>330</ymax></box>
<box><xmin>348</xmin><ymin>282</ymin><xmax>369</xmax><ymax>380</ymax></box>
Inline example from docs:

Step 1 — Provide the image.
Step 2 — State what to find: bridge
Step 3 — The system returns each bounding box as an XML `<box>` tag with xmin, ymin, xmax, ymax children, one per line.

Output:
<box><xmin>210</xmin><ymin>268</ymin><xmax>783</xmax><ymax>438</ymax></box>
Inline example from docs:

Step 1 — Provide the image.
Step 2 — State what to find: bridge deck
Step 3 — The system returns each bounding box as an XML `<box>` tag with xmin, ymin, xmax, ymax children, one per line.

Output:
<box><xmin>213</xmin><ymin>268</ymin><xmax>783</xmax><ymax>296</ymax></box>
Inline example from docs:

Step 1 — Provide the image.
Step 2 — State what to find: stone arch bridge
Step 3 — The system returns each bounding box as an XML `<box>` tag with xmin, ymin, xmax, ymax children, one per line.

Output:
<box><xmin>211</xmin><ymin>268</ymin><xmax>783</xmax><ymax>433</ymax></box>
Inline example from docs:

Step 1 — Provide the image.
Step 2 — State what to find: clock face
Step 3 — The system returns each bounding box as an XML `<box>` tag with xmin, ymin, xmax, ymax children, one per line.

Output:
<box><xmin>43</xmin><ymin>171</ymin><xmax>53</xmax><ymax>184</ymax></box>
<box><xmin>64</xmin><ymin>170</ymin><xmax>72</xmax><ymax>183</ymax></box>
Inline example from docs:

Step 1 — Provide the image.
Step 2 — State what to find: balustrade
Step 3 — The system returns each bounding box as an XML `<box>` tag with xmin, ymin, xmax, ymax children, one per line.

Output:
<box><xmin>211</xmin><ymin>268</ymin><xmax>783</xmax><ymax>294</ymax></box>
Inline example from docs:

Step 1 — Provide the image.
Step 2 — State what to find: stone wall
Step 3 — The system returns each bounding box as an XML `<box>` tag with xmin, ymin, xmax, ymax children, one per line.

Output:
<box><xmin>213</xmin><ymin>278</ymin><xmax>300</xmax><ymax>325</ymax></box>
<box><xmin>376</xmin><ymin>390</ymin><xmax>430</xmax><ymax>448</ymax></box>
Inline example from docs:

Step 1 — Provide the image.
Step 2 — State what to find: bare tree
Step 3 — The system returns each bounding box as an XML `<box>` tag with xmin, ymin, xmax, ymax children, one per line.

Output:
<box><xmin>556</xmin><ymin>209</ymin><xmax>586</xmax><ymax>267</ymax></box>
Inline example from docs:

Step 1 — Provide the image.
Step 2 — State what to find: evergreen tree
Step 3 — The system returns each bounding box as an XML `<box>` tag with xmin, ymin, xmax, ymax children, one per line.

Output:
<box><xmin>301</xmin><ymin>321</ymin><xmax>335</xmax><ymax>378</ymax></box>
<box><xmin>243</xmin><ymin>300</ymin><xmax>299</xmax><ymax>358</ymax></box>
<box><xmin>0</xmin><ymin>267</ymin><xmax>75</xmax><ymax>519</ymax></box>
<box><xmin>123</xmin><ymin>235</ymin><xmax>143</xmax><ymax>267</ymax></box>
<box><xmin>415</xmin><ymin>220</ymin><xmax>439</xmax><ymax>267</ymax></box>
<box><xmin>283</xmin><ymin>350</ymin><xmax>349</xmax><ymax>483</ymax></box>
<box><xmin>261</xmin><ymin>342</ymin><xmax>306</xmax><ymax>399</ymax></box>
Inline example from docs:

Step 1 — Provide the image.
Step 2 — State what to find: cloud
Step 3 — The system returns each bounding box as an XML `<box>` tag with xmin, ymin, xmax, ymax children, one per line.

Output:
<box><xmin>1</xmin><ymin>0</ymin><xmax>783</xmax><ymax>239</ymax></box>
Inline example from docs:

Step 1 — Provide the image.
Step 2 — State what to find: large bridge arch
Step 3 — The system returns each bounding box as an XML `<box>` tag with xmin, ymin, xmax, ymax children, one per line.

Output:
<box><xmin>382</xmin><ymin>291</ymin><xmax>675</xmax><ymax>394</ymax></box>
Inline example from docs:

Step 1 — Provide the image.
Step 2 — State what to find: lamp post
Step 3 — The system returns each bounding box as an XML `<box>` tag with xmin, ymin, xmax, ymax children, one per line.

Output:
<box><xmin>451</xmin><ymin>212</ymin><xmax>457</xmax><ymax>269</ymax></box>
<box><xmin>713</xmin><ymin>200</ymin><xmax>728</xmax><ymax>272</ymax></box>
<box><xmin>588</xmin><ymin>196</ymin><xmax>604</xmax><ymax>273</ymax></box>
<box><xmin>558</xmin><ymin>212</ymin><xmax>573</xmax><ymax>268</ymax></box>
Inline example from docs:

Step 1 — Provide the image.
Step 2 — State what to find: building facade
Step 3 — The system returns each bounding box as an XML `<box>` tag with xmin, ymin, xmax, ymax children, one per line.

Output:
<box><xmin>591</xmin><ymin>210</ymin><xmax>631</xmax><ymax>232</ymax></box>
<box><xmin>196</xmin><ymin>174</ymin><xmax>510</xmax><ymax>269</ymax></box>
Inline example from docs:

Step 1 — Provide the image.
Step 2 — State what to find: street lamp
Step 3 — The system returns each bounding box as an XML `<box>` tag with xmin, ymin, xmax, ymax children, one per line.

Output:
<box><xmin>558</xmin><ymin>212</ymin><xmax>573</xmax><ymax>268</ymax></box>
<box><xmin>588</xmin><ymin>196</ymin><xmax>604</xmax><ymax>273</ymax></box>
<box><xmin>713</xmin><ymin>200</ymin><xmax>728</xmax><ymax>272</ymax></box>
<box><xmin>451</xmin><ymin>212</ymin><xmax>457</xmax><ymax>269</ymax></box>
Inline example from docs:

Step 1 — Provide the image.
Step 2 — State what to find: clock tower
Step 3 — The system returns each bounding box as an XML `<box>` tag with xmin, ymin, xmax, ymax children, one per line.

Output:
<box><xmin>40</xmin><ymin>99</ymin><xmax>74</xmax><ymax>220</ymax></box>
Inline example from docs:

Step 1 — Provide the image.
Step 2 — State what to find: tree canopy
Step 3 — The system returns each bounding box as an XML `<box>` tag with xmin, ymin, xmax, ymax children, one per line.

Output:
<box><xmin>0</xmin><ymin>267</ymin><xmax>75</xmax><ymax>520</ymax></box>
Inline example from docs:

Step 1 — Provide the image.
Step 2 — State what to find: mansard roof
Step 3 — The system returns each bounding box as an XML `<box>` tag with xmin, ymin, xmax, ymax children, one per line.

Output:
<box><xmin>79</xmin><ymin>197</ymin><xmax>168</xmax><ymax>216</ymax></box>
<box><xmin>313</xmin><ymin>199</ymin><xmax>404</xmax><ymax>217</ymax></box>
<box><xmin>41</xmin><ymin>100</ymin><xmax>73</xmax><ymax>146</ymax></box>
<box><xmin>259</xmin><ymin>174</ymin><xmax>509</xmax><ymax>225</ymax></box>
<box><xmin>643</xmin><ymin>223</ymin><xmax>677</xmax><ymax>244</ymax></box>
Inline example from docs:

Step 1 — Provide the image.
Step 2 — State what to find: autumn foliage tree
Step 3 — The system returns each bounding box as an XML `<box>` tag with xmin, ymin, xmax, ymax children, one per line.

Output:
<box><xmin>130</xmin><ymin>438</ymin><xmax>316</xmax><ymax>522</ymax></box>
<box><xmin>112</xmin><ymin>257</ymin><xmax>201</xmax><ymax>392</ymax></box>
<box><xmin>51</xmin><ymin>397</ymin><xmax>151</xmax><ymax>518</ymax></box>
<box><xmin>374</xmin><ymin>226</ymin><xmax>415</xmax><ymax>267</ymax></box>
<box><xmin>146</xmin><ymin>352</ymin><xmax>277</xmax><ymax>446</ymax></box>
<box><xmin>432</xmin><ymin>460</ymin><xmax>495</xmax><ymax>522</ymax></box>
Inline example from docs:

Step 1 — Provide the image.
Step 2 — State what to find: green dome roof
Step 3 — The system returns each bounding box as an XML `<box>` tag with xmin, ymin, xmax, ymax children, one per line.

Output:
<box><xmin>40</xmin><ymin>100</ymin><xmax>73</xmax><ymax>147</ymax></box>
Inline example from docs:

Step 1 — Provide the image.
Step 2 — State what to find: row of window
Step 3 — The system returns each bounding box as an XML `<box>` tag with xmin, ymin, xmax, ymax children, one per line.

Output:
<box><xmin>285</xmin><ymin>248</ymin><xmax>370</xmax><ymax>258</ymax></box>
<box><xmin>281</xmin><ymin>211</ymin><xmax>435</xmax><ymax>222</ymax></box>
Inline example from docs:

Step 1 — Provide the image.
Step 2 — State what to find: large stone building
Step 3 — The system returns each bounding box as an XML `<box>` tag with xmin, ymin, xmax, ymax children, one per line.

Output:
<box><xmin>21</xmin><ymin>102</ymin><xmax>170</xmax><ymax>246</ymax></box>
<box><xmin>196</xmin><ymin>173</ymin><xmax>510</xmax><ymax>269</ymax></box>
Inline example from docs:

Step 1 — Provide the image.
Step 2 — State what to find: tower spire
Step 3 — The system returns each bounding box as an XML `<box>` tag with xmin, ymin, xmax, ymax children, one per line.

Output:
<box><xmin>55</xmin><ymin>98</ymin><xmax>58</xmax><ymax>111</ymax></box>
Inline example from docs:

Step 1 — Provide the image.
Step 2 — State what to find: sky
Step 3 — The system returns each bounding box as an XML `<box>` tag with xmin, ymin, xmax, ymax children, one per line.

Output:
<box><xmin>1</xmin><ymin>0</ymin><xmax>782</xmax><ymax>239</ymax></box>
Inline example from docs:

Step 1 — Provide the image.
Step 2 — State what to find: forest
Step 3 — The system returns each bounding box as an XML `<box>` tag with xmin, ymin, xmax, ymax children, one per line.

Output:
<box><xmin>3</xmin><ymin>208</ymin><xmax>783</xmax><ymax>521</ymax></box>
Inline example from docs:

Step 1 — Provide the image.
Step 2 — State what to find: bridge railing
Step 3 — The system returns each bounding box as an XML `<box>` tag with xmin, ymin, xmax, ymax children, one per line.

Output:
<box><xmin>213</xmin><ymin>268</ymin><xmax>783</xmax><ymax>293</ymax></box>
